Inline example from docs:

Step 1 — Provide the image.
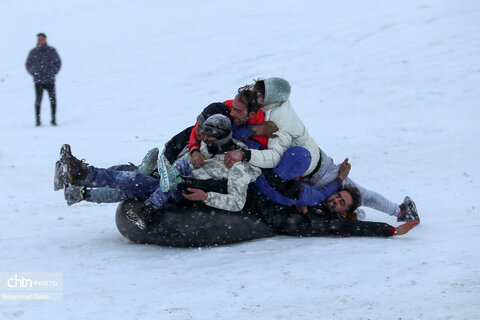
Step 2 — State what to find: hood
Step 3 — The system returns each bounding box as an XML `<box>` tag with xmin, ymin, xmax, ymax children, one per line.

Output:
<box><xmin>263</xmin><ymin>77</ymin><xmax>291</xmax><ymax>107</ymax></box>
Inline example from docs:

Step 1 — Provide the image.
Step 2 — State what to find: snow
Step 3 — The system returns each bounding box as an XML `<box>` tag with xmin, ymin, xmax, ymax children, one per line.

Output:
<box><xmin>1</xmin><ymin>0</ymin><xmax>479</xmax><ymax>319</ymax></box>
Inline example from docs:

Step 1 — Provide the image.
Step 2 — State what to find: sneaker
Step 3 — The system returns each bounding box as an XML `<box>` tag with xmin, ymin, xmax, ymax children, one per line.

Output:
<box><xmin>64</xmin><ymin>185</ymin><xmax>86</xmax><ymax>206</ymax></box>
<box><xmin>137</xmin><ymin>148</ymin><xmax>159</xmax><ymax>176</ymax></box>
<box><xmin>397</xmin><ymin>196</ymin><xmax>420</xmax><ymax>222</ymax></box>
<box><xmin>158</xmin><ymin>155</ymin><xmax>182</xmax><ymax>192</ymax></box>
<box><xmin>54</xmin><ymin>160</ymin><xmax>67</xmax><ymax>191</ymax></box>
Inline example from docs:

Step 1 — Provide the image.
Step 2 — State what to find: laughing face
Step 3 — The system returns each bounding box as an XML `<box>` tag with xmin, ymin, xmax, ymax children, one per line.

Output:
<box><xmin>230</xmin><ymin>94</ymin><xmax>255</xmax><ymax>126</ymax></box>
<box><xmin>323</xmin><ymin>191</ymin><xmax>353</xmax><ymax>214</ymax></box>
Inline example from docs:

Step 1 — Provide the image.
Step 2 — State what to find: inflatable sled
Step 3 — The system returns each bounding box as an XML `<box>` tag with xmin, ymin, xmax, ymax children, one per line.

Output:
<box><xmin>115</xmin><ymin>199</ymin><xmax>275</xmax><ymax>247</ymax></box>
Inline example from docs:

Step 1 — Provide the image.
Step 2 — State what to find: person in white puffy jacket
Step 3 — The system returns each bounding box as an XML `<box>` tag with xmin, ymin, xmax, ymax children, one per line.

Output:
<box><xmin>225</xmin><ymin>78</ymin><xmax>419</xmax><ymax>222</ymax></box>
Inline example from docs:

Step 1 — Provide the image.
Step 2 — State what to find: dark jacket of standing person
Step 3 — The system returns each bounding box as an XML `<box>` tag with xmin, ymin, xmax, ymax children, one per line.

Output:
<box><xmin>26</xmin><ymin>43</ymin><xmax>61</xmax><ymax>84</ymax></box>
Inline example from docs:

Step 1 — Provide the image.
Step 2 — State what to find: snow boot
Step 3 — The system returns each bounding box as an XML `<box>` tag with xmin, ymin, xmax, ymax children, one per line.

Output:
<box><xmin>54</xmin><ymin>144</ymin><xmax>89</xmax><ymax>189</ymax></box>
<box><xmin>137</xmin><ymin>147</ymin><xmax>159</xmax><ymax>176</ymax></box>
<box><xmin>397</xmin><ymin>196</ymin><xmax>420</xmax><ymax>222</ymax></box>
<box><xmin>64</xmin><ymin>185</ymin><xmax>86</xmax><ymax>206</ymax></box>
<box><xmin>158</xmin><ymin>155</ymin><xmax>182</xmax><ymax>192</ymax></box>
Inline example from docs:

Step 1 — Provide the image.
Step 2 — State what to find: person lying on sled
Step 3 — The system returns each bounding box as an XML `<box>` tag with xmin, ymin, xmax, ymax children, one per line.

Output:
<box><xmin>244</xmin><ymin>184</ymin><xmax>420</xmax><ymax>238</ymax></box>
<box><xmin>116</xmin><ymin>183</ymin><xmax>419</xmax><ymax>244</ymax></box>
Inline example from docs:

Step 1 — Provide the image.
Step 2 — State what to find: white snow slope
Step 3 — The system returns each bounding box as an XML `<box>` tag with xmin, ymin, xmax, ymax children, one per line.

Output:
<box><xmin>1</xmin><ymin>1</ymin><xmax>479</xmax><ymax>319</ymax></box>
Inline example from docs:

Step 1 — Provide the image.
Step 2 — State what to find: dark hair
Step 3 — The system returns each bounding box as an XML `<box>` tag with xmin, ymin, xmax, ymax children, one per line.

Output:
<box><xmin>342</xmin><ymin>185</ymin><xmax>362</xmax><ymax>214</ymax></box>
<box><xmin>237</xmin><ymin>84</ymin><xmax>260</xmax><ymax>114</ymax></box>
<box><xmin>37</xmin><ymin>33</ymin><xmax>47</xmax><ymax>39</ymax></box>
<box><xmin>253</xmin><ymin>79</ymin><xmax>265</xmax><ymax>95</ymax></box>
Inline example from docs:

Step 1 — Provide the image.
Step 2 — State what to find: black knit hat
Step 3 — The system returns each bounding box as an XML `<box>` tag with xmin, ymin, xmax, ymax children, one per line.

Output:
<box><xmin>196</xmin><ymin>103</ymin><xmax>229</xmax><ymax>129</ymax></box>
<box><xmin>202</xmin><ymin>114</ymin><xmax>232</xmax><ymax>139</ymax></box>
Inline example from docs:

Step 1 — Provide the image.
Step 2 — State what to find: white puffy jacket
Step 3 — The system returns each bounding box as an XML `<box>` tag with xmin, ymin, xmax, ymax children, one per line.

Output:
<box><xmin>248</xmin><ymin>99</ymin><xmax>320</xmax><ymax>176</ymax></box>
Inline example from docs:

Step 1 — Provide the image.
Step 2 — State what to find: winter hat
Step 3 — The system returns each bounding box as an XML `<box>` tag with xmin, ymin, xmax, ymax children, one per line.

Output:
<box><xmin>202</xmin><ymin>114</ymin><xmax>232</xmax><ymax>140</ymax></box>
<box><xmin>196</xmin><ymin>103</ymin><xmax>229</xmax><ymax>128</ymax></box>
<box><xmin>273</xmin><ymin>146</ymin><xmax>311</xmax><ymax>180</ymax></box>
<box><xmin>263</xmin><ymin>77</ymin><xmax>291</xmax><ymax>106</ymax></box>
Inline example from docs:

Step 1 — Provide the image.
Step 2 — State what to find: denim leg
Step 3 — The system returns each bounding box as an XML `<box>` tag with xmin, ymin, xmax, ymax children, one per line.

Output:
<box><xmin>86</xmin><ymin>188</ymin><xmax>128</xmax><ymax>203</ymax></box>
<box><xmin>80</xmin><ymin>166</ymin><xmax>159</xmax><ymax>197</ymax></box>
<box><xmin>145</xmin><ymin>189</ymin><xmax>172</xmax><ymax>209</ymax></box>
<box><xmin>146</xmin><ymin>188</ymin><xmax>187</xmax><ymax>209</ymax></box>
<box><xmin>173</xmin><ymin>159</ymin><xmax>193</xmax><ymax>177</ymax></box>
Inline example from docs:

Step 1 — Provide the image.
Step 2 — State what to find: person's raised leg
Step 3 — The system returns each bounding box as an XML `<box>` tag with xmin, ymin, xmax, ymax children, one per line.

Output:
<box><xmin>64</xmin><ymin>186</ymin><xmax>128</xmax><ymax>205</ymax></box>
<box><xmin>54</xmin><ymin>144</ymin><xmax>159</xmax><ymax>197</ymax></box>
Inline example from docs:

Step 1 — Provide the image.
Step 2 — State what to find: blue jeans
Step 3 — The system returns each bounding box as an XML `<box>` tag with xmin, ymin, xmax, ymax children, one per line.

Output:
<box><xmin>81</xmin><ymin>167</ymin><xmax>159</xmax><ymax>197</ymax></box>
<box><xmin>81</xmin><ymin>159</ymin><xmax>193</xmax><ymax>209</ymax></box>
<box><xmin>86</xmin><ymin>188</ymin><xmax>128</xmax><ymax>203</ymax></box>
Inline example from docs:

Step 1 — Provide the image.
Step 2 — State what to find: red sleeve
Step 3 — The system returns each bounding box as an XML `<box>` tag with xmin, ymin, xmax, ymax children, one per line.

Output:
<box><xmin>189</xmin><ymin>123</ymin><xmax>201</xmax><ymax>153</ymax></box>
<box><xmin>391</xmin><ymin>227</ymin><xmax>396</xmax><ymax>236</ymax></box>
<box><xmin>247</xmin><ymin>109</ymin><xmax>268</xmax><ymax>148</ymax></box>
<box><xmin>224</xmin><ymin>99</ymin><xmax>269</xmax><ymax>148</ymax></box>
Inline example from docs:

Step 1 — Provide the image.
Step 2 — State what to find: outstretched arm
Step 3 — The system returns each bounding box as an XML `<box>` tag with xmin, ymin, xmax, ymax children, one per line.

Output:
<box><xmin>394</xmin><ymin>221</ymin><xmax>419</xmax><ymax>235</ymax></box>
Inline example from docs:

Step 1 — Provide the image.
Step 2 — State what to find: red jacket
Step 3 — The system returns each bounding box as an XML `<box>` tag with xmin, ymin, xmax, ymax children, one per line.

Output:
<box><xmin>189</xmin><ymin>100</ymin><xmax>268</xmax><ymax>152</ymax></box>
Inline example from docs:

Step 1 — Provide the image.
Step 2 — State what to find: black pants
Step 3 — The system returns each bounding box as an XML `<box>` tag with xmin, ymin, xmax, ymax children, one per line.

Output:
<box><xmin>34</xmin><ymin>82</ymin><xmax>56</xmax><ymax>123</ymax></box>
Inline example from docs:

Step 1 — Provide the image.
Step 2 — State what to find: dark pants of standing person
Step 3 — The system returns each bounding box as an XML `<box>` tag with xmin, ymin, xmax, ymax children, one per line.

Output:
<box><xmin>35</xmin><ymin>82</ymin><xmax>57</xmax><ymax>126</ymax></box>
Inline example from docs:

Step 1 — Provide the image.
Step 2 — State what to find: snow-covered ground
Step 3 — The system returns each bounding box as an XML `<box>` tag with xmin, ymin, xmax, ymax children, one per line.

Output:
<box><xmin>1</xmin><ymin>0</ymin><xmax>479</xmax><ymax>319</ymax></box>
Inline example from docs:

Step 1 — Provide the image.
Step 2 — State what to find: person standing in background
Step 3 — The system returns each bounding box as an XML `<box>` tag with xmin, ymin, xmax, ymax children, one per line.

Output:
<box><xmin>26</xmin><ymin>33</ymin><xmax>61</xmax><ymax>126</ymax></box>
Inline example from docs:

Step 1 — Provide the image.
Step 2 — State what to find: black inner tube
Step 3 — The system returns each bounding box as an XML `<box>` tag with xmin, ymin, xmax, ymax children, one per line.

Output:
<box><xmin>115</xmin><ymin>199</ymin><xmax>275</xmax><ymax>247</ymax></box>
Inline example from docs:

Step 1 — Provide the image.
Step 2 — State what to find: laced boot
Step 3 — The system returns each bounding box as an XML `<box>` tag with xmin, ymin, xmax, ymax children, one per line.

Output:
<box><xmin>55</xmin><ymin>144</ymin><xmax>88</xmax><ymax>188</ymax></box>
<box><xmin>64</xmin><ymin>144</ymin><xmax>88</xmax><ymax>184</ymax></box>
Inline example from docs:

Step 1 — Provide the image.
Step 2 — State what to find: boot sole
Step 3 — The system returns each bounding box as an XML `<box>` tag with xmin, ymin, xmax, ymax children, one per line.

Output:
<box><xmin>53</xmin><ymin>160</ymin><xmax>66</xmax><ymax>191</ymax></box>
<box><xmin>54</xmin><ymin>144</ymin><xmax>73</xmax><ymax>191</ymax></box>
<box><xmin>158</xmin><ymin>155</ymin><xmax>172</xmax><ymax>192</ymax></box>
<box><xmin>60</xmin><ymin>144</ymin><xmax>74</xmax><ymax>184</ymax></box>
<box><xmin>137</xmin><ymin>148</ymin><xmax>159</xmax><ymax>176</ymax></box>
